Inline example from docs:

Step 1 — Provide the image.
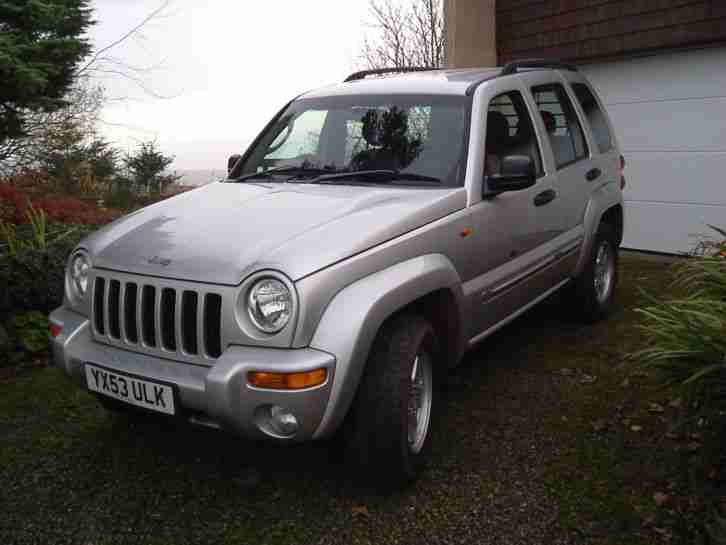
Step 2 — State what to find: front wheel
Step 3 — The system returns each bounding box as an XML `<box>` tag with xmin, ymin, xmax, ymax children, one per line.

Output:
<box><xmin>569</xmin><ymin>222</ymin><xmax>619</xmax><ymax>323</ymax></box>
<box><xmin>345</xmin><ymin>313</ymin><xmax>440</xmax><ymax>487</ymax></box>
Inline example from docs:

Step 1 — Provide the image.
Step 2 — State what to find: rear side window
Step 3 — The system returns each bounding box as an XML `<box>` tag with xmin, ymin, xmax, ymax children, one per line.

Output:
<box><xmin>531</xmin><ymin>84</ymin><xmax>588</xmax><ymax>168</ymax></box>
<box><xmin>485</xmin><ymin>91</ymin><xmax>543</xmax><ymax>177</ymax></box>
<box><xmin>572</xmin><ymin>83</ymin><xmax>613</xmax><ymax>154</ymax></box>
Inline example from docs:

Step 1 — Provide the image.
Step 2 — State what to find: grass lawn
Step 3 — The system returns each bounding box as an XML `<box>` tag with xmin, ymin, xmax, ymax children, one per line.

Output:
<box><xmin>1</xmin><ymin>253</ymin><xmax>722</xmax><ymax>545</ymax></box>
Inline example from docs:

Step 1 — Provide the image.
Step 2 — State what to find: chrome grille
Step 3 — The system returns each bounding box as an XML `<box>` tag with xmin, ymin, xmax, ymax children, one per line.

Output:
<box><xmin>92</xmin><ymin>272</ymin><xmax>224</xmax><ymax>364</ymax></box>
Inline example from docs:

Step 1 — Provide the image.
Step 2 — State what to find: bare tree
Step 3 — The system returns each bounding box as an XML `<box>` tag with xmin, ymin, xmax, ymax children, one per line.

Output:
<box><xmin>361</xmin><ymin>0</ymin><xmax>445</xmax><ymax>70</ymax></box>
<box><xmin>76</xmin><ymin>1</ymin><xmax>176</xmax><ymax>101</ymax></box>
<box><xmin>0</xmin><ymin>2</ymin><xmax>173</xmax><ymax>178</ymax></box>
<box><xmin>0</xmin><ymin>81</ymin><xmax>104</xmax><ymax>177</ymax></box>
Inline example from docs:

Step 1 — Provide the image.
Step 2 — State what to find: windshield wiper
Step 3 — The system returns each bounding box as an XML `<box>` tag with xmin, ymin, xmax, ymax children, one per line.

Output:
<box><xmin>309</xmin><ymin>170</ymin><xmax>441</xmax><ymax>185</ymax></box>
<box><xmin>232</xmin><ymin>166</ymin><xmax>335</xmax><ymax>182</ymax></box>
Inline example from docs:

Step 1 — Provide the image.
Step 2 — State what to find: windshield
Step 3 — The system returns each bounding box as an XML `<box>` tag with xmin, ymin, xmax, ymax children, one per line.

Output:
<box><xmin>233</xmin><ymin>94</ymin><xmax>469</xmax><ymax>186</ymax></box>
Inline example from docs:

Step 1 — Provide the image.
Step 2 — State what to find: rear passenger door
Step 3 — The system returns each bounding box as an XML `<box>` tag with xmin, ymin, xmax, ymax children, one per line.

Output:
<box><xmin>526</xmin><ymin>76</ymin><xmax>593</xmax><ymax>241</ymax></box>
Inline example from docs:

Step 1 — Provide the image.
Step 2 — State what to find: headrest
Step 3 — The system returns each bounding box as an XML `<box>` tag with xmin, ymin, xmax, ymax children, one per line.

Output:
<box><xmin>486</xmin><ymin>111</ymin><xmax>509</xmax><ymax>152</ymax></box>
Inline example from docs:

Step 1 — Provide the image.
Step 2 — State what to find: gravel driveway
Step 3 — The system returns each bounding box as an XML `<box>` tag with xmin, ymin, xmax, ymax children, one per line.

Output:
<box><xmin>1</xmin><ymin>255</ymin><xmax>700</xmax><ymax>545</ymax></box>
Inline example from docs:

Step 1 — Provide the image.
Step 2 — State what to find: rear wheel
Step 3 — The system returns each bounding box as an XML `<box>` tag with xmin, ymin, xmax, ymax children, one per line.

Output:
<box><xmin>345</xmin><ymin>313</ymin><xmax>440</xmax><ymax>487</ymax></box>
<box><xmin>569</xmin><ymin>222</ymin><xmax>619</xmax><ymax>323</ymax></box>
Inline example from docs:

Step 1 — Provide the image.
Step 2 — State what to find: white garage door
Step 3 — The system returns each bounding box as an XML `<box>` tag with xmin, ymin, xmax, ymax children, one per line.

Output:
<box><xmin>581</xmin><ymin>47</ymin><xmax>726</xmax><ymax>254</ymax></box>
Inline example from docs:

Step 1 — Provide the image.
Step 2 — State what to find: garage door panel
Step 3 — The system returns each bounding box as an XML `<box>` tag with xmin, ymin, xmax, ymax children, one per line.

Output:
<box><xmin>607</xmin><ymin>97</ymin><xmax>726</xmax><ymax>152</ymax></box>
<box><xmin>581</xmin><ymin>47</ymin><xmax>726</xmax><ymax>253</ymax></box>
<box><xmin>582</xmin><ymin>48</ymin><xmax>726</xmax><ymax>104</ymax></box>
<box><xmin>624</xmin><ymin>151</ymin><xmax>726</xmax><ymax>205</ymax></box>
<box><xmin>623</xmin><ymin>201</ymin><xmax>726</xmax><ymax>254</ymax></box>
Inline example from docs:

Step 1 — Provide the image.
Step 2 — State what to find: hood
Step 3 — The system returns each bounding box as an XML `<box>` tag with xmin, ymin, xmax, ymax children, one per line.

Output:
<box><xmin>83</xmin><ymin>181</ymin><xmax>466</xmax><ymax>284</ymax></box>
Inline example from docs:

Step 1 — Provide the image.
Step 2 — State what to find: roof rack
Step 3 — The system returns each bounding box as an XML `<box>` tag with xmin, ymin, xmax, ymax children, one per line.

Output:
<box><xmin>344</xmin><ymin>66</ymin><xmax>436</xmax><ymax>82</ymax></box>
<box><xmin>500</xmin><ymin>58</ymin><xmax>577</xmax><ymax>76</ymax></box>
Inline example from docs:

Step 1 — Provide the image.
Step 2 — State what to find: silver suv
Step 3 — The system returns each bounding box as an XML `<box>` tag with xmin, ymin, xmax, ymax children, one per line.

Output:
<box><xmin>51</xmin><ymin>60</ymin><xmax>625</xmax><ymax>484</ymax></box>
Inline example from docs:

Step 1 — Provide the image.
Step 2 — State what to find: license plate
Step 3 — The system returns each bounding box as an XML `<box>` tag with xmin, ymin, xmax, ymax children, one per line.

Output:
<box><xmin>85</xmin><ymin>364</ymin><xmax>176</xmax><ymax>415</ymax></box>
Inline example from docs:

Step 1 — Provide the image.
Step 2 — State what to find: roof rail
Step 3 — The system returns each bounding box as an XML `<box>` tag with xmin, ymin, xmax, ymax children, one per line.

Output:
<box><xmin>500</xmin><ymin>58</ymin><xmax>577</xmax><ymax>76</ymax></box>
<box><xmin>344</xmin><ymin>66</ymin><xmax>436</xmax><ymax>82</ymax></box>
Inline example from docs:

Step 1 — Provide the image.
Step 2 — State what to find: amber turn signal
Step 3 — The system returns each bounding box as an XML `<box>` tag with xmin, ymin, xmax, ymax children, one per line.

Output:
<box><xmin>248</xmin><ymin>368</ymin><xmax>327</xmax><ymax>390</ymax></box>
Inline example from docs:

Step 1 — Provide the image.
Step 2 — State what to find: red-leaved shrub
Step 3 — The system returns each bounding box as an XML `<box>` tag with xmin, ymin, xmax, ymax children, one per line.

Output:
<box><xmin>0</xmin><ymin>183</ymin><xmax>28</xmax><ymax>224</ymax></box>
<box><xmin>1</xmin><ymin>184</ymin><xmax>122</xmax><ymax>226</ymax></box>
<box><xmin>32</xmin><ymin>195</ymin><xmax>121</xmax><ymax>225</ymax></box>
<box><xmin>1</xmin><ymin>175</ymin><xmax>192</xmax><ymax>227</ymax></box>
<box><xmin>6</xmin><ymin>169</ymin><xmax>54</xmax><ymax>195</ymax></box>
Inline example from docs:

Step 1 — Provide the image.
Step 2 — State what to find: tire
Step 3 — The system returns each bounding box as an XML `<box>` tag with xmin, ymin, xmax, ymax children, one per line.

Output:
<box><xmin>345</xmin><ymin>313</ymin><xmax>440</xmax><ymax>487</ymax></box>
<box><xmin>569</xmin><ymin>222</ymin><xmax>619</xmax><ymax>323</ymax></box>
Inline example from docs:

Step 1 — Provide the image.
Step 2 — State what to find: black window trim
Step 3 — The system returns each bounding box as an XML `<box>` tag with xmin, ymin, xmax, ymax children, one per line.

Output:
<box><xmin>517</xmin><ymin>88</ymin><xmax>552</xmax><ymax>179</ymax></box>
<box><xmin>531</xmin><ymin>82</ymin><xmax>590</xmax><ymax>171</ymax></box>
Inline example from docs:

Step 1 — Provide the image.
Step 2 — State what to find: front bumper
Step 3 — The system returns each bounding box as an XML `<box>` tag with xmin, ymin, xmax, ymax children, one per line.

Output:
<box><xmin>49</xmin><ymin>307</ymin><xmax>335</xmax><ymax>441</ymax></box>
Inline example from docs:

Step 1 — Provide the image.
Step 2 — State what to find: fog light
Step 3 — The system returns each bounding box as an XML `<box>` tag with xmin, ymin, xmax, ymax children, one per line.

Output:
<box><xmin>269</xmin><ymin>405</ymin><xmax>299</xmax><ymax>436</ymax></box>
<box><xmin>254</xmin><ymin>404</ymin><xmax>300</xmax><ymax>438</ymax></box>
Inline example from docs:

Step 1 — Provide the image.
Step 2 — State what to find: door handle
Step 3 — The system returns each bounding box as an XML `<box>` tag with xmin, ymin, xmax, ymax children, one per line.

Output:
<box><xmin>585</xmin><ymin>168</ymin><xmax>602</xmax><ymax>181</ymax></box>
<box><xmin>533</xmin><ymin>189</ymin><xmax>556</xmax><ymax>207</ymax></box>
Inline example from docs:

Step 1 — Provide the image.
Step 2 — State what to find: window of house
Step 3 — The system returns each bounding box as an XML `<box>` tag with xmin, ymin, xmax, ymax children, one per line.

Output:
<box><xmin>485</xmin><ymin>91</ymin><xmax>543</xmax><ymax>177</ymax></box>
<box><xmin>571</xmin><ymin>83</ymin><xmax>613</xmax><ymax>154</ymax></box>
<box><xmin>531</xmin><ymin>83</ymin><xmax>588</xmax><ymax>168</ymax></box>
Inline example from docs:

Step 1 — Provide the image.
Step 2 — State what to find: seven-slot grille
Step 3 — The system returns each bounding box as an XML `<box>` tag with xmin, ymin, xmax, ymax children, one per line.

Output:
<box><xmin>92</xmin><ymin>274</ymin><xmax>223</xmax><ymax>362</ymax></box>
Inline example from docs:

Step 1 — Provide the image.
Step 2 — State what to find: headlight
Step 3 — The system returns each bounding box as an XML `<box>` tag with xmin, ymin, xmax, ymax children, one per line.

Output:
<box><xmin>247</xmin><ymin>278</ymin><xmax>292</xmax><ymax>333</ymax></box>
<box><xmin>67</xmin><ymin>251</ymin><xmax>91</xmax><ymax>301</ymax></box>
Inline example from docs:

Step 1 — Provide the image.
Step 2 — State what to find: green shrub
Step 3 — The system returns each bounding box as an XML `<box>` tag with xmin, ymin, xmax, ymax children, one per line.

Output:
<box><xmin>11</xmin><ymin>311</ymin><xmax>49</xmax><ymax>353</ymax></box>
<box><xmin>0</xmin><ymin>222</ymin><xmax>94</xmax><ymax>317</ymax></box>
<box><xmin>634</xmin><ymin>227</ymin><xmax>726</xmax><ymax>415</ymax></box>
<box><xmin>0</xmin><ymin>203</ymin><xmax>97</xmax><ymax>367</ymax></box>
<box><xmin>635</xmin><ymin>298</ymin><xmax>726</xmax><ymax>411</ymax></box>
<box><xmin>104</xmin><ymin>186</ymin><xmax>136</xmax><ymax>210</ymax></box>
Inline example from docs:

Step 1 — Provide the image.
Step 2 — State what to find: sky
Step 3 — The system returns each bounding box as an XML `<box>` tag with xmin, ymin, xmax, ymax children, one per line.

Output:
<box><xmin>87</xmin><ymin>0</ymin><xmax>371</xmax><ymax>171</ymax></box>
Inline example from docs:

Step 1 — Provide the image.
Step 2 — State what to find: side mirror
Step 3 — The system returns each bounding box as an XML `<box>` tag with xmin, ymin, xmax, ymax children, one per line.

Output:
<box><xmin>227</xmin><ymin>154</ymin><xmax>242</xmax><ymax>175</ymax></box>
<box><xmin>484</xmin><ymin>155</ymin><xmax>536</xmax><ymax>196</ymax></box>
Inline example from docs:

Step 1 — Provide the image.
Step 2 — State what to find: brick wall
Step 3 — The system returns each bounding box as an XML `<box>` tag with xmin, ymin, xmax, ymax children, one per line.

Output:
<box><xmin>497</xmin><ymin>0</ymin><xmax>726</xmax><ymax>64</ymax></box>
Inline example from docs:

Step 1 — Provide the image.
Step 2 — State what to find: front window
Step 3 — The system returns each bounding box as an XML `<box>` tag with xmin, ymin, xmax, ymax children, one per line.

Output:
<box><xmin>485</xmin><ymin>91</ymin><xmax>544</xmax><ymax>177</ymax></box>
<box><xmin>236</xmin><ymin>94</ymin><xmax>469</xmax><ymax>187</ymax></box>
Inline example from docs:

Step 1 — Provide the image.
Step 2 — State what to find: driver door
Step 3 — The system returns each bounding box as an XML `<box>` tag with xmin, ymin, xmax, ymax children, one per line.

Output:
<box><xmin>465</xmin><ymin>85</ymin><xmax>561</xmax><ymax>340</ymax></box>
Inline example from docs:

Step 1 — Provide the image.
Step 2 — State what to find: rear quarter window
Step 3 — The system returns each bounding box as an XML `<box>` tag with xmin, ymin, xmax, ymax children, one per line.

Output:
<box><xmin>571</xmin><ymin>83</ymin><xmax>613</xmax><ymax>154</ymax></box>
